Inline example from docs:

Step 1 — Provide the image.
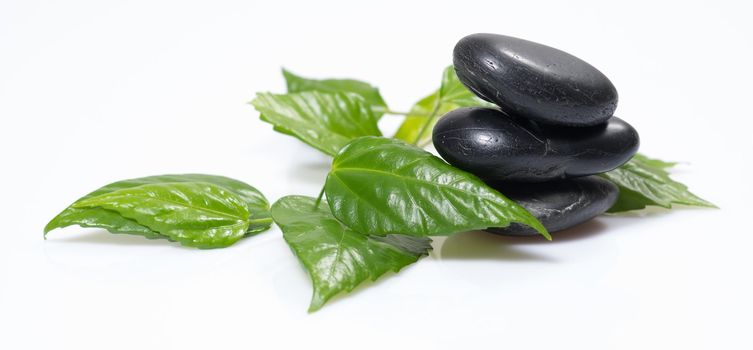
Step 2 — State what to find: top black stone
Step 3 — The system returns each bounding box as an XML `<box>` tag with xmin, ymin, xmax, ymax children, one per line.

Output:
<box><xmin>453</xmin><ymin>33</ymin><xmax>618</xmax><ymax>126</ymax></box>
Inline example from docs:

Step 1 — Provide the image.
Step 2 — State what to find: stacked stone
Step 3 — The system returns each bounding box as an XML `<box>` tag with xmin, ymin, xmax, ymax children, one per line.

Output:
<box><xmin>433</xmin><ymin>33</ymin><xmax>639</xmax><ymax>236</ymax></box>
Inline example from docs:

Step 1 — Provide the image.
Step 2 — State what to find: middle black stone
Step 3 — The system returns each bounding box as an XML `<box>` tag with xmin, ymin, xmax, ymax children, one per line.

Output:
<box><xmin>432</xmin><ymin>107</ymin><xmax>639</xmax><ymax>182</ymax></box>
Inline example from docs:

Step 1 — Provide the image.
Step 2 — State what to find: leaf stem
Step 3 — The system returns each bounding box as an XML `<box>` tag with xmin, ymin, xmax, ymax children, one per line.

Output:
<box><xmin>314</xmin><ymin>186</ymin><xmax>325</xmax><ymax>207</ymax></box>
<box><xmin>411</xmin><ymin>100</ymin><xmax>441</xmax><ymax>145</ymax></box>
<box><xmin>372</xmin><ymin>107</ymin><xmax>430</xmax><ymax>117</ymax></box>
<box><xmin>417</xmin><ymin>138</ymin><xmax>434</xmax><ymax>148</ymax></box>
<box><xmin>248</xmin><ymin>210</ymin><xmax>273</xmax><ymax>229</ymax></box>
<box><xmin>248</xmin><ymin>217</ymin><xmax>273</xmax><ymax>225</ymax></box>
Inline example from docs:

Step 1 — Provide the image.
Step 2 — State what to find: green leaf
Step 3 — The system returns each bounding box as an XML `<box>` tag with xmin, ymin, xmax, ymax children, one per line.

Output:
<box><xmin>282</xmin><ymin>69</ymin><xmax>388</xmax><ymax>118</ymax></box>
<box><xmin>601</xmin><ymin>154</ymin><xmax>716</xmax><ymax>213</ymax></box>
<box><xmin>391</xmin><ymin>92</ymin><xmax>450</xmax><ymax>145</ymax></box>
<box><xmin>45</xmin><ymin>174</ymin><xmax>271</xmax><ymax>239</ymax></box>
<box><xmin>437</xmin><ymin>65</ymin><xmax>489</xmax><ymax>107</ymax></box>
<box><xmin>251</xmin><ymin>91</ymin><xmax>382</xmax><ymax>156</ymax></box>
<box><xmin>394</xmin><ymin>65</ymin><xmax>491</xmax><ymax>144</ymax></box>
<box><xmin>631</xmin><ymin>153</ymin><xmax>677</xmax><ymax>169</ymax></box>
<box><xmin>271</xmin><ymin>195</ymin><xmax>432</xmax><ymax>312</ymax></box>
<box><xmin>72</xmin><ymin>182</ymin><xmax>251</xmax><ymax>249</ymax></box>
<box><xmin>324</xmin><ymin>136</ymin><xmax>550</xmax><ymax>239</ymax></box>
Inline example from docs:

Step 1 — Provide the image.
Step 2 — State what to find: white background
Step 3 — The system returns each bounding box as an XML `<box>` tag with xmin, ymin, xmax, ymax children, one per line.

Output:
<box><xmin>2</xmin><ymin>1</ymin><xmax>751</xmax><ymax>349</ymax></box>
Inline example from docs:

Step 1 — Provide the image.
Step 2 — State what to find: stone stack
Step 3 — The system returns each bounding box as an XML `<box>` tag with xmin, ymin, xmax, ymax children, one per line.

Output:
<box><xmin>433</xmin><ymin>33</ymin><xmax>639</xmax><ymax>235</ymax></box>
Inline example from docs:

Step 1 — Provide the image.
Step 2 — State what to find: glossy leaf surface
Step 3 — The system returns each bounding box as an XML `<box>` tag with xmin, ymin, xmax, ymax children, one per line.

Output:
<box><xmin>252</xmin><ymin>91</ymin><xmax>382</xmax><ymax>156</ymax></box>
<box><xmin>325</xmin><ymin>136</ymin><xmax>549</xmax><ymax>238</ymax></box>
<box><xmin>394</xmin><ymin>66</ymin><xmax>491</xmax><ymax>144</ymax></box>
<box><xmin>73</xmin><ymin>182</ymin><xmax>250</xmax><ymax>248</ymax></box>
<box><xmin>601</xmin><ymin>154</ymin><xmax>716</xmax><ymax>212</ymax></box>
<box><xmin>45</xmin><ymin>174</ymin><xmax>271</xmax><ymax>239</ymax></box>
<box><xmin>271</xmin><ymin>195</ymin><xmax>432</xmax><ymax>312</ymax></box>
<box><xmin>282</xmin><ymin>69</ymin><xmax>387</xmax><ymax>118</ymax></box>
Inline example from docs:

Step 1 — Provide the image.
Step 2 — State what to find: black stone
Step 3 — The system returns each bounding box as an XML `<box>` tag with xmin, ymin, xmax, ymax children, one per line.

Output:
<box><xmin>453</xmin><ymin>33</ymin><xmax>618</xmax><ymax>127</ymax></box>
<box><xmin>486</xmin><ymin>176</ymin><xmax>618</xmax><ymax>236</ymax></box>
<box><xmin>433</xmin><ymin>107</ymin><xmax>639</xmax><ymax>182</ymax></box>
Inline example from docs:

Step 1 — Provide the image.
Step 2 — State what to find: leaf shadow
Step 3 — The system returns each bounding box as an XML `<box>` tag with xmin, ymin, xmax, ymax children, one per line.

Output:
<box><xmin>438</xmin><ymin>218</ymin><xmax>613</xmax><ymax>259</ymax></box>
<box><xmin>438</xmin><ymin>231</ymin><xmax>555</xmax><ymax>261</ymax></box>
<box><xmin>288</xmin><ymin>161</ymin><xmax>331</xmax><ymax>186</ymax></box>
<box><xmin>486</xmin><ymin>218</ymin><xmax>611</xmax><ymax>246</ymax></box>
<box><xmin>604</xmin><ymin>206</ymin><xmax>673</xmax><ymax>218</ymax></box>
<box><xmin>47</xmin><ymin>229</ymin><xmax>179</xmax><ymax>247</ymax></box>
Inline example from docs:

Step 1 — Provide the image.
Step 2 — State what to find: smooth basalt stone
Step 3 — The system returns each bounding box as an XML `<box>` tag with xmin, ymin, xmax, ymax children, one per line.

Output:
<box><xmin>453</xmin><ymin>33</ymin><xmax>618</xmax><ymax>126</ymax></box>
<box><xmin>433</xmin><ymin>107</ymin><xmax>639</xmax><ymax>182</ymax></box>
<box><xmin>486</xmin><ymin>176</ymin><xmax>618</xmax><ymax>236</ymax></box>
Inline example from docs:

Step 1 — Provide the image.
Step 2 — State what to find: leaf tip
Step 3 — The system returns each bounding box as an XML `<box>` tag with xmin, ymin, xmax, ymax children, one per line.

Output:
<box><xmin>521</xmin><ymin>215</ymin><xmax>550</xmax><ymax>241</ymax></box>
<box><xmin>541</xmin><ymin>229</ymin><xmax>552</xmax><ymax>241</ymax></box>
<box><xmin>308</xmin><ymin>290</ymin><xmax>328</xmax><ymax>313</ymax></box>
<box><xmin>43</xmin><ymin>219</ymin><xmax>57</xmax><ymax>237</ymax></box>
<box><xmin>307</xmin><ymin>304</ymin><xmax>321</xmax><ymax>313</ymax></box>
<box><xmin>695</xmin><ymin>197</ymin><xmax>719</xmax><ymax>209</ymax></box>
<box><xmin>528</xmin><ymin>220</ymin><xmax>551</xmax><ymax>241</ymax></box>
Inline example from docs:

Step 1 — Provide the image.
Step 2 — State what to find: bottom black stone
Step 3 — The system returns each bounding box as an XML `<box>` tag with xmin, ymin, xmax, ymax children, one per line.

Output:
<box><xmin>486</xmin><ymin>176</ymin><xmax>618</xmax><ymax>236</ymax></box>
